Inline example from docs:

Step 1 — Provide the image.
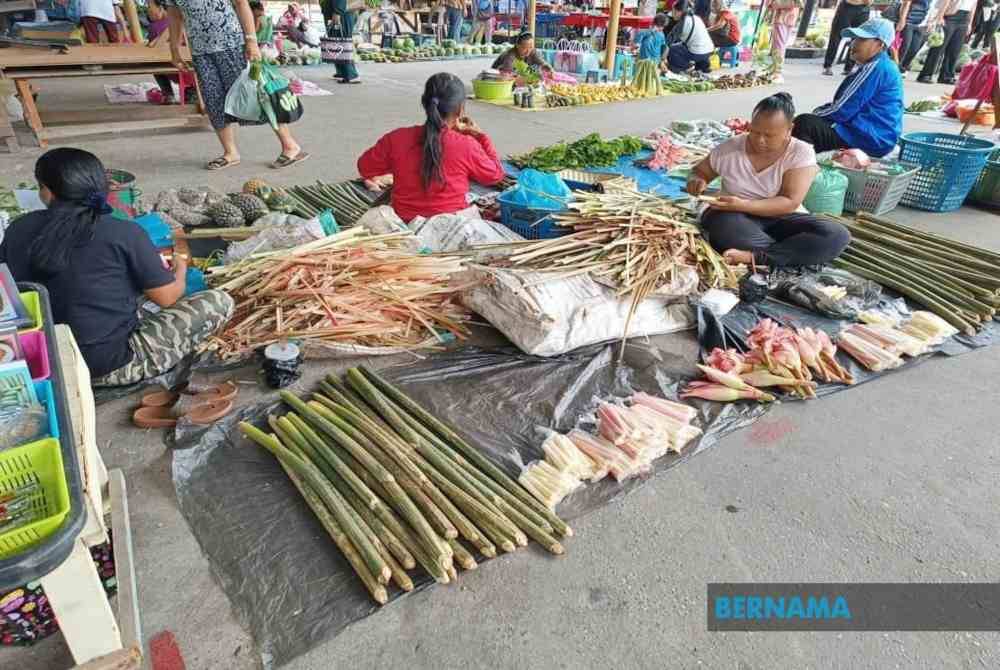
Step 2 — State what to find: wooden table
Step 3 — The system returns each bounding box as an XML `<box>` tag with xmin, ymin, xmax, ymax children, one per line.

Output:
<box><xmin>0</xmin><ymin>43</ymin><xmax>205</xmax><ymax>150</ymax></box>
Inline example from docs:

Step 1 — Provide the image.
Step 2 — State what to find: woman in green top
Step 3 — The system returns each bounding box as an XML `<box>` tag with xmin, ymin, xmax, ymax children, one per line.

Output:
<box><xmin>250</xmin><ymin>0</ymin><xmax>274</xmax><ymax>44</ymax></box>
<box><xmin>322</xmin><ymin>0</ymin><xmax>361</xmax><ymax>83</ymax></box>
<box><xmin>491</xmin><ymin>32</ymin><xmax>552</xmax><ymax>74</ymax></box>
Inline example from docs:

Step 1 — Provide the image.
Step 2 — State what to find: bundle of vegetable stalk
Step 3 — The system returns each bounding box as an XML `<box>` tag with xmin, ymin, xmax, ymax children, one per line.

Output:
<box><xmin>503</xmin><ymin>187</ymin><xmax>739</xmax><ymax>351</ymax></box>
<box><xmin>509</xmin><ymin>133</ymin><xmax>644</xmax><ymax>173</ymax></box>
<box><xmin>285</xmin><ymin>180</ymin><xmax>387</xmax><ymax>225</ymax></box>
<box><xmin>831</xmin><ymin>213</ymin><xmax>1000</xmax><ymax>335</ymax></box>
<box><xmin>838</xmin><ymin>310</ymin><xmax>957</xmax><ymax>371</ymax></box>
<box><xmin>684</xmin><ymin>318</ymin><xmax>854</xmax><ymax>402</ymax></box>
<box><xmin>518</xmin><ymin>393</ymin><xmax>701</xmax><ymax>509</ymax></box>
<box><xmin>239</xmin><ymin>367</ymin><xmax>572</xmax><ymax>604</ymax></box>
<box><xmin>631</xmin><ymin>59</ymin><xmax>663</xmax><ymax>97</ymax></box>
<box><xmin>202</xmin><ymin>229</ymin><xmax>471</xmax><ymax>359</ymax></box>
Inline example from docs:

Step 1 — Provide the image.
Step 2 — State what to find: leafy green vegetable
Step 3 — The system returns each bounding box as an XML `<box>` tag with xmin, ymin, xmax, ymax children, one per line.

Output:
<box><xmin>511</xmin><ymin>133</ymin><xmax>644</xmax><ymax>172</ymax></box>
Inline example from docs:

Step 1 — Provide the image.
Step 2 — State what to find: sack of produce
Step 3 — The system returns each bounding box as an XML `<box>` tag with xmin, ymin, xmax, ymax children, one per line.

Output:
<box><xmin>803</xmin><ymin>168</ymin><xmax>848</xmax><ymax>216</ymax></box>
<box><xmin>223</xmin><ymin>212</ymin><xmax>320</xmax><ymax>263</ymax></box>
<box><xmin>460</xmin><ymin>266</ymin><xmax>695</xmax><ymax>356</ymax></box>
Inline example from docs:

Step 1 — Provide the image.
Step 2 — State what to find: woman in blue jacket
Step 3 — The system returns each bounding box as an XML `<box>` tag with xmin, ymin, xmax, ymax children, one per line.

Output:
<box><xmin>791</xmin><ymin>18</ymin><xmax>902</xmax><ymax>158</ymax></box>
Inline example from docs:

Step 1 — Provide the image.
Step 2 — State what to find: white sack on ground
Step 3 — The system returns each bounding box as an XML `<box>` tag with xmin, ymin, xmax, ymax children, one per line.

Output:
<box><xmin>358</xmin><ymin>205</ymin><xmax>523</xmax><ymax>253</ymax></box>
<box><xmin>461</xmin><ymin>265</ymin><xmax>695</xmax><ymax>357</ymax></box>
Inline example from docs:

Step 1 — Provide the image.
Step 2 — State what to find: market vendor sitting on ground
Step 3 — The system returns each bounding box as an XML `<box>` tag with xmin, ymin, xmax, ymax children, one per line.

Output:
<box><xmin>491</xmin><ymin>32</ymin><xmax>553</xmax><ymax>78</ymax></box>
<box><xmin>0</xmin><ymin>149</ymin><xmax>233</xmax><ymax>386</ymax></box>
<box><xmin>666</xmin><ymin>0</ymin><xmax>716</xmax><ymax>73</ymax></box>
<box><xmin>687</xmin><ymin>93</ymin><xmax>851</xmax><ymax>268</ymax></box>
<box><xmin>791</xmin><ymin>18</ymin><xmax>903</xmax><ymax>158</ymax></box>
<box><xmin>707</xmin><ymin>0</ymin><xmax>741</xmax><ymax>47</ymax></box>
<box><xmin>357</xmin><ymin>72</ymin><xmax>505</xmax><ymax>222</ymax></box>
<box><xmin>637</xmin><ymin>13</ymin><xmax>669</xmax><ymax>61</ymax></box>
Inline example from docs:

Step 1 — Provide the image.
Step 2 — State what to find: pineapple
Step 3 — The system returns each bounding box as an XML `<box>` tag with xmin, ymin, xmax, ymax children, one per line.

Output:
<box><xmin>228</xmin><ymin>193</ymin><xmax>269</xmax><ymax>224</ymax></box>
<box><xmin>242</xmin><ymin>178</ymin><xmax>270</xmax><ymax>196</ymax></box>
<box><xmin>208</xmin><ymin>201</ymin><xmax>246</xmax><ymax>227</ymax></box>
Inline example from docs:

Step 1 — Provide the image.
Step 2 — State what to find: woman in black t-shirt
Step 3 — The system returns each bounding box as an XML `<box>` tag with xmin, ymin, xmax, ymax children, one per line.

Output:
<box><xmin>0</xmin><ymin>148</ymin><xmax>234</xmax><ymax>386</ymax></box>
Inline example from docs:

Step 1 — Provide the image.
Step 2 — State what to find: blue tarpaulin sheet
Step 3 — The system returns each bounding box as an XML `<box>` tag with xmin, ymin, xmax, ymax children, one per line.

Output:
<box><xmin>503</xmin><ymin>150</ymin><xmax>686</xmax><ymax>198</ymax></box>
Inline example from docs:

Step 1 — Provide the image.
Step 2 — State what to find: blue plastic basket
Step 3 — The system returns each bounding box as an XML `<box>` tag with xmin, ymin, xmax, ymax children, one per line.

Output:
<box><xmin>897</xmin><ymin>132</ymin><xmax>997</xmax><ymax>212</ymax></box>
<box><xmin>497</xmin><ymin>190</ymin><xmax>569</xmax><ymax>240</ymax></box>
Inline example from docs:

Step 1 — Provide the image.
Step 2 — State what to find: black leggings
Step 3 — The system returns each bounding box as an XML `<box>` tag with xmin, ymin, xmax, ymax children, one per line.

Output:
<box><xmin>824</xmin><ymin>2</ymin><xmax>870</xmax><ymax>70</ymax></box>
<box><xmin>700</xmin><ymin>209</ymin><xmax>851</xmax><ymax>267</ymax></box>
<box><xmin>792</xmin><ymin>114</ymin><xmax>848</xmax><ymax>154</ymax></box>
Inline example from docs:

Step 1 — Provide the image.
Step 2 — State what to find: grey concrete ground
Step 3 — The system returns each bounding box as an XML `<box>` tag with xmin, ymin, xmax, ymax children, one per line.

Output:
<box><xmin>1</xmin><ymin>58</ymin><xmax>998</xmax><ymax>670</ymax></box>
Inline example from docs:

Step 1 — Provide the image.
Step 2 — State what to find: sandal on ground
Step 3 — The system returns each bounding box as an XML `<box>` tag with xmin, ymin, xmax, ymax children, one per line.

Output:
<box><xmin>140</xmin><ymin>380</ymin><xmax>239</xmax><ymax>408</ymax></box>
<box><xmin>206</xmin><ymin>156</ymin><xmax>241</xmax><ymax>171</ymax></box>
<box><xmin>132</xmin><ymin>398</ymin><xmax>233</xmax><ymax>429</ymax></box>
<box><xmin>337</xmin><ymin>79</ymin><xmax>363</xmax><ymax>84</ymax></box>
<box><xmin>270</xmin><ymin>151</ymin><xmax>310</xmax><ymax>169</ymax></box>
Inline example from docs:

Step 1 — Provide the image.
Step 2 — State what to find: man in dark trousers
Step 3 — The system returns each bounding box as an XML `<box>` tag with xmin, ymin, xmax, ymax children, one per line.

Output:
<box><xmin>918</xmin><ymin>0</ymin><xmax>979</xmax><ymax>84</ymax></box>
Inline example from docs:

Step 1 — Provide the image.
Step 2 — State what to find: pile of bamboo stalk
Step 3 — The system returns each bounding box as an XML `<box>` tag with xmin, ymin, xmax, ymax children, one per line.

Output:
<box><xmin>831</xmin><ymin>213</ymin><xmax>1000</xmax><ymax>336</ymax></box>
<box><xmin>501</xmin><ymin>188</ymin><xmax>739</xmax><ymax>350</ymax></box>
<box><xmin>202</xmin><ymin>229</ymin><xmax>472</xmax><ymax>359</ymax></box>
<box><xmin>285</xmin><ymin>180</ymin><xmax>386</xmax><ymax>225</ymax></box>
<box><xmin>240</xmin><ymin>367</ymin><xmax>572</xmax><ymax>604</ymax></box>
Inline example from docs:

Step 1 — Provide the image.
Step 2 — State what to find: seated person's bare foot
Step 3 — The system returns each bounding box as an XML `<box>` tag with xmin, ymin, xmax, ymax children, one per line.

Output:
<box><xmin>722</xmin><ymin>248</ymin><xmax>753</xmax><ymax>265</ymax></box>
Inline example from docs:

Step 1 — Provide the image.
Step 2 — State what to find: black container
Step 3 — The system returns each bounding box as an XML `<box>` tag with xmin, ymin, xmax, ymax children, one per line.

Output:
<box><xmin>0</xmin><ymin>283</ymin><xmax>83</xmax><ymax>591</ymax></box>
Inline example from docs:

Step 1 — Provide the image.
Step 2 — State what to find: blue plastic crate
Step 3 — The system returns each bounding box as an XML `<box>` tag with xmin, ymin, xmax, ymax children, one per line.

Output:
<box><xmin>33</xmin><ymin>380</ymin><xmax>60</xmax><ymax>440</ymax></box>
<box><xmin>497</xmin><ymin>190</ymin><xmax>570</xmax><ymax>240</ymax></box>
<box><xmin>898</xmin><ymin>132</ymin><xmax>996</xmax><ymax>212</ymax></box>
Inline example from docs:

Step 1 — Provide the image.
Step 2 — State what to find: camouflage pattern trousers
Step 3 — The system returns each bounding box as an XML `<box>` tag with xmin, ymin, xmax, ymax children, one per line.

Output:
<box><xmin>93</xmin><ymin>289</ymin><xmax>234</xmax><ymax>387</ymax></box>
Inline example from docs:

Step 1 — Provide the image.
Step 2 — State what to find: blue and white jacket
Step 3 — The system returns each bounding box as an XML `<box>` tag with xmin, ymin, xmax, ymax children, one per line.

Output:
<box><xmin>814</xmin><ymin>51</ymin><xmax>903</xmax><ymax>158</ymax></box>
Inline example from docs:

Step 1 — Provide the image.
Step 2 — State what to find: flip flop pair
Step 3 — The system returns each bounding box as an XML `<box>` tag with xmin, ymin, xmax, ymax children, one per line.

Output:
<box><xmin>133</xmin><ymin>381</ymin><xmax>238</xmax><ymax>429</ymax></box>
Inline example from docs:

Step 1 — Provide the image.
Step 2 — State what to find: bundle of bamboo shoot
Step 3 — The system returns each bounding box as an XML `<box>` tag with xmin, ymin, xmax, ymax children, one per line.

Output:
<box><xmin>502</xmin><ymin>188</ymin><xmax>739</xmax><ymax>352</ymax></box>
<box><xmin>831</xmin><ymin>213</ymin><xmax>1000</xmax><ymax>336</ymax></box>
<box><xmin>239</xmin><ymin>367</ymin><xmax>572</xmax><ymax>604</ymax></box>
<box><xmin>202</xmin><ymin>229</ymin><xmax>471</xmax><ymax>359</ymax></box>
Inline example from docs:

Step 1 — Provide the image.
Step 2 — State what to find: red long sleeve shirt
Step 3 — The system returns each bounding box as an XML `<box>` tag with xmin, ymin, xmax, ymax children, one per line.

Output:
<box><xmin>357</xmin><ymin>125</ymin><xmax>506</xmax><ymax>222</ymax></box>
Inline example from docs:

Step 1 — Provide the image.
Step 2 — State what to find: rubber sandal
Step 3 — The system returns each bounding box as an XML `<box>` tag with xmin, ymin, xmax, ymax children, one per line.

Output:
<box><xmin>337</xmin><ymin>79</ymin><xmax>362</xmax><ymax>84</ymax></box>
<box><xmin>140</xmin><ymin>389</ymin><xmax>181</xmax><ymax>408</ymax></box>
<box><xmin>270</xmin><ymin>151</ymin><xmax>310</xmax><ymax>169</ymax></box>
<box><xmin>132</xmin><ymin>399</ymin><xmax>233</xmax><ymax>429</ymax></box>
<box><xmin>206</xmin><ymin>156</ymin><xmax>241</xmax><ymax>171</ymax></box>
<box><xmin>185</xmin><ymin>380</ymin><xmax>239</xmax><ymax>403</ymax></box>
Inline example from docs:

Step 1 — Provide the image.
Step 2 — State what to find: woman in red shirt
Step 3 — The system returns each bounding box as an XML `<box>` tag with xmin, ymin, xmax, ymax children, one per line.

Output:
<box><xmin>357</xmin><ymin>72</ymin><xmax>506</xmax><ymax>222</ymax></box>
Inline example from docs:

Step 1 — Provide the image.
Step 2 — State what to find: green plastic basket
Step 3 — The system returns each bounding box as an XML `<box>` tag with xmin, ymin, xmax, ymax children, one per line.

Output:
<box><xmin>967</xmin><ymin>149</ymin><xmax>1000</xmax><ymax>208</ymax></box>
<box><xmin>0</xmin><ymin>437</ymin><xmax>71</xmax><ymax>559</ymax></box>
<box><xmin>17</xmin><ymin>291</ymin><xmax>43</xmax><ymax>334</ymax></box>
<box><xmin>473</xmin><ymin>78</ymin><xmax>514</xmax><ymax>101</ymax></box>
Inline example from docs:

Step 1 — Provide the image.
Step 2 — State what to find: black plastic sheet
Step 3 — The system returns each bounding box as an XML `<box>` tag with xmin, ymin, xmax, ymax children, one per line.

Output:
<box><xmin>172</xmin><ymin>342</ymin><xmax>767</xmax><ymax>668</ymax></box>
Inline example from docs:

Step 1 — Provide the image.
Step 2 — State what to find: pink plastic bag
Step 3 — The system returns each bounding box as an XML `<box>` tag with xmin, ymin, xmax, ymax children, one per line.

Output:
<box><xmin>943</xmin><ymin>53</ymin><xmax>998</xmax><ymax>117</ymax></box>
<box><xmin>543</xmin><ymin>70</ymin><xmax>577</xmax><ymax>84</ymax></box>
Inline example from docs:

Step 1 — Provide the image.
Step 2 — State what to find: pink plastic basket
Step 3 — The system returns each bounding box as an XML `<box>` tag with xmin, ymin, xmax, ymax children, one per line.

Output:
<box><xmin>19</xmin><ymin>330</ymin><xmax>50</xmax><ymax>382</ymax></box>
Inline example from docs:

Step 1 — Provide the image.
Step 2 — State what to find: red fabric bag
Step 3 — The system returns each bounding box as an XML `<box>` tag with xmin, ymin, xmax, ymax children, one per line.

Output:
<box><xmin>943</xmin><ymin>52</ymin><xmax>999</xmax><ymax>117</ymax></box>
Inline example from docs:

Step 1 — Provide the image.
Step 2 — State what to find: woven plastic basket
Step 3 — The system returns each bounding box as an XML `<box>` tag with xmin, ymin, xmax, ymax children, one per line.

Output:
<box><xmin>897</xmin><ymin>132</ymin><xmax>996</xmax><ymax>212</ymax></box>
<box><xmin>829</xmin><ymin>161</ymin><xmax>920</xmax><ymax>216</ymax></box>
<box><xmin>0</xmin><ymin>438</ymin><xmax>70</xmax><ymax>559</ymax></box>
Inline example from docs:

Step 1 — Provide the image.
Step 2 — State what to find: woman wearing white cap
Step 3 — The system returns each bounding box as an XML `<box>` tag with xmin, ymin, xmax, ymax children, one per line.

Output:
<box><xmin>791</xmin><ymin>18</ymin><xmax>903</xmax><ymax>158</ymax></box>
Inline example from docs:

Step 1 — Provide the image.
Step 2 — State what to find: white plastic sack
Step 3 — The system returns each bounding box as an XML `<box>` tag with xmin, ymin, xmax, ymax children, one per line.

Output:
<box><xmin>224</xmin><ymin>67</ymin><xmax>263</xmax><ymax>122</ymax></box>
<box><xmin>358</xmin><ymin>205</ymin><xmax>523</xmax><ymax>253</ymax></box>
<box><xmin>461</xmin><ymin>265</ymin><xmax>695</xmax><ymax>357</ymax></box>
<box><xmin>223</xmin><ymin>213</ymin><xmax>321</xmax><ymax>263</ymax></box>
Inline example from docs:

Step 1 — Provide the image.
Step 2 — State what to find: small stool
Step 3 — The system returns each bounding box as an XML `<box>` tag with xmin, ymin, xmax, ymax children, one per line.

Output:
<box><xmin>717</xmin><ymin>45</ymin><xmax>740</xmax><ymax>68</ymax></box>
<box><xmin>585</xmin><ymin>68</ymin><xmax>609</xmax><ymax>83</ymax></box>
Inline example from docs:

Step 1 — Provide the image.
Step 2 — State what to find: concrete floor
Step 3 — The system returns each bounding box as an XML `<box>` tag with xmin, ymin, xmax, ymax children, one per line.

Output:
<box><xmin>2</xmin><ymin>59</ymin><xmax>999</xmax><ymax>670</ymax></box>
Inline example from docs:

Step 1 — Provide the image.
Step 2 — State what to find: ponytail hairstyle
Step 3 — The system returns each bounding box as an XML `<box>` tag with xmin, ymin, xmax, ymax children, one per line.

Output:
<box><xmin>420</xmin><ymin>72</ymin><xmax>466</xmax><ymax>190</ymax></box>
<box><xmin>753</xmin><ymin>91</ymin><xmax>796</xmax><ymax>123</ymax></box>
<box><xmin>30</xmin><ymin>148</ymin><xmax>111</xmax><ymax>277</ymax></box>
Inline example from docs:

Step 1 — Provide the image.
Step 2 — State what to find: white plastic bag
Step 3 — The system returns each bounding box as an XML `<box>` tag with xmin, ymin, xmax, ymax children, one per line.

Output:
<box><xmin>4</xmin><ymin>95</ymin><xmax>23</xmax><ymax>123</ymax></box>
<box><xmin>223</xmin><ymin>67</ymin><xmax>262</xmax><ymax>122</ymax></box>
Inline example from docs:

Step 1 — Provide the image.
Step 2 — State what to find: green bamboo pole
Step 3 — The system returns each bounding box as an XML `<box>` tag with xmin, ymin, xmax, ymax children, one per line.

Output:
<box><xmin>278</xmin><ymin>415</ymin><xmax>417</xmax><ymax>571</ymax></box>
<box><xmin>356</xmin><ymin>367</ymin><xmax>574</xmax><ymax>538</ymax></box>
<box><xmin>447</xmin><ymin>538</ymin><xmax>478</xmax><ymax>570</ymax></box>
<box><xmin>281</xmin><ymin>392</ymin><xmax>450</xmax><ymax>567</ymax></box>
<box><xmin>239</xmin><ymin>423</ymin><xmax>390</xmax><ymax>585</ymax></box>
<box><xmin>306</xmin><ymin>400</ymin><xmax>460</xmax><ymax>548</ymax></box>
